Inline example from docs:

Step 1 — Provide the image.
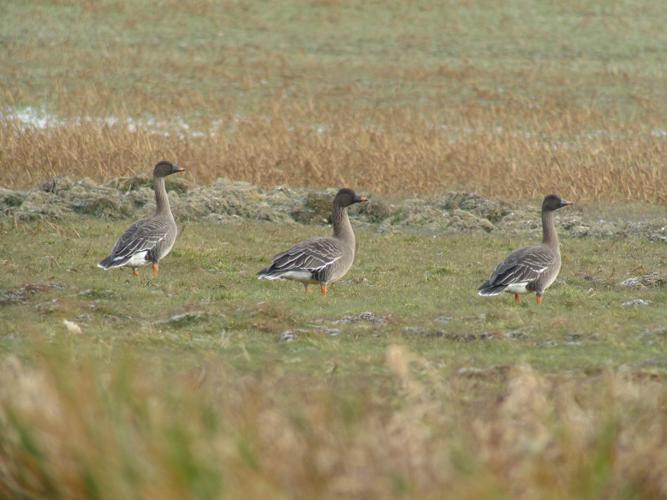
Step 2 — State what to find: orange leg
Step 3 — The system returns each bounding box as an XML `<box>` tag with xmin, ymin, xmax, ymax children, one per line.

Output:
<box><xmin>514</xmin><ymin>293</ymin><xmax>521</xmax><ymax>304</ymax></box>
<box><xmin>536</xmin><ymin>294</ymin><xmax>543</xmax><ymax>305</ymax></box>
<box><xmin>132</xmin><ymin>268</ymin><xmax>139</xmax><ymax>278</ymax></box>
<box><xmin>152</xmin><ymin>262</ymin><xmax>159</xmax><ymax>279</ymax></box>
<box><xmin>320</xmin><ymin>283</ymin><xmax>328</xmax><ymax>296</ymax></box>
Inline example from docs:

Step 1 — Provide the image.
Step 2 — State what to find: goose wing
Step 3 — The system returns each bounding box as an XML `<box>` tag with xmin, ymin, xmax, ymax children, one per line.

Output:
<box><xmin>109</xmin><ymin>217</ymin><xmax>171</xmax><ymax>262</ymax></box>
<box><xmin>259</xmin><ymin>237</ymin><xmax>344</xmax><ymax>279</ymax></box>
<box><xmin>480</xmin><ymin>246</ymin><xmax>555</xmax><ymax>291</ymax></box>
<box><xmin>270</xmin><ymin>238</ymin><xmax>343</xmax><ymax>272</ymax></box>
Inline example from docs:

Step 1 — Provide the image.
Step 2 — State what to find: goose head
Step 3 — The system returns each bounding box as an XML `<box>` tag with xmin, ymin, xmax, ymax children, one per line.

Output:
<box><xmin>153</xmin><ymin>161</ymin><xmax>184</xmax><ymax>178</ymax></box>
<box><xmin>542</xmin><ymin>194</ymin><xmax>572</xmax><ymax>212</ymax></box>
<box><xmin>334</xmin><ymin>188</ymin><xmax>368</xmax><ymax>208</ymax></box>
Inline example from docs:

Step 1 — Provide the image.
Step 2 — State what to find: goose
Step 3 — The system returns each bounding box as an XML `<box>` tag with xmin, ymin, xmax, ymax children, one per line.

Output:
<box><xmin>478</xmin><ymin>194</ymin><xmax>572</xmax><ymax>304</ymax></box>
<box><xmin>98</xmin><ymin>160</ymin><xmax>183</xmax><ymax>278</ymax></box>
<box><xmin>258</xmin><ymin>188</ymin><xmax>368</xmax><ymax>295</ymax></box>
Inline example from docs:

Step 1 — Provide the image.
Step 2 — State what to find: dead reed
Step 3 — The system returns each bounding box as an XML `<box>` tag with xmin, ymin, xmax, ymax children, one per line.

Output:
<box><xmin>2</xmin><ymin>101</ymin><xmax>666</xmax><ymax>203</ymax></box>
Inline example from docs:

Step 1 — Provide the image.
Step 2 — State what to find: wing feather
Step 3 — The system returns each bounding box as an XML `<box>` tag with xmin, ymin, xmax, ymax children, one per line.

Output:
<box><xmin>110</xmin><ymin>217</ymin><xmax>170</xmax><ymax>261</ymax></box>
<box><xmin>483</xmin><ymin>246</ymin><xmax>555</xmax><ymax>289</ymax></box>
<box><xmin>260</xmin><ymin>237</ymin><xmax>344</xmax><ymax>278</ymax></box>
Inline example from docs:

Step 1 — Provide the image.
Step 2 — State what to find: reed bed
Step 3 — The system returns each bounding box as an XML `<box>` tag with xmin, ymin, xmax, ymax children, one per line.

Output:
<box><xmin>2</xmin><ymin>102</ymin><xmax>666</xmax><ymax>202</ymax></box>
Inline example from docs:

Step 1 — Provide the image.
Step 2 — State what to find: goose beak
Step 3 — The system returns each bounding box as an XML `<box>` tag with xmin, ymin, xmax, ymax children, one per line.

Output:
<box><xmin>560</xmin><ymin>199</ymin><xmax>573</xmax><ymax>207</ymax></box>
<box><xmin>355</xmin><ymin>195</ymin><xmax>368</xmax><ymax>204</ymax></box>
<box><xmin>172</xmin><ymin>165</ymin><xmax>185</xmax><ymax>174</ymax></box>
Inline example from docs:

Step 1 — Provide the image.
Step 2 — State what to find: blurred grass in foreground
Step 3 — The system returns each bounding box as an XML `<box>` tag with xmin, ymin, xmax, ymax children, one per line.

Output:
<box><xmin>1</xmin><ymin>344</ymin><xmax>667</xmax><ymax>499</ymax></box>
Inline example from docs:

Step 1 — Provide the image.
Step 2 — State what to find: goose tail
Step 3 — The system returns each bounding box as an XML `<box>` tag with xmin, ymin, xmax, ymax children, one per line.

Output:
<box><xmin>257</xmin><ymin>266</ymin><xmax>282</xmax><ymax>280</ymax></box>
<box><xmin>98</xmin><ymin>255</ymin><xmax>130</xmax><ymax>270</ymax></box>
<box><xmin>477</xmin><ymin>282</ymin><xmax>506</xmax><ymax>296</ymax></box>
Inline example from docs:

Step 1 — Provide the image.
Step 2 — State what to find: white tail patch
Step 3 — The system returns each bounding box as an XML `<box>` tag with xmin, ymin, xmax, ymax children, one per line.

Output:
<box><xmin>259</xmin><ymin>271</ymin><xmax>313</xmax><ymax>282</ymax></box>
<box><xmin>258</xmin><ymin>274</ymin><xmax>281</xmax><ymax>281</ymax></box>
<box><xmin>504</xmin><ymin>283</ymin><xmax>530</xmax><ymax>294</ymax></box>
<box><xmin>125</xmin><ymin>252</ymin><xmax>150</xmax><ymax>267</ymax></box>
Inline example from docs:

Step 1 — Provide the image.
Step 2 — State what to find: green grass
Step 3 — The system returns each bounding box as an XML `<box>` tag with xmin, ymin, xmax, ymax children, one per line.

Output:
<box><xmin>3</xmin><ymin>0</ymin><xmax>667</xmax><ymax>120</ymax></box>
<box><xmin>2</xmin><ymin>216</ymin><xmax>665</xmax><ymax>371</ymax></box>
<box><xmin>1</xmin><ymin>215</ymin><xmax>667</xmax><ymax>498</ymax></box>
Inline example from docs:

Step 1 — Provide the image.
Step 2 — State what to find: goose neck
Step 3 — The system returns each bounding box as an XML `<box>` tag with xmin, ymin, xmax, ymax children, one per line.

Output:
<box><xmin>154</xmin><ymin>177</ymin><xmax>172</xmax><ymax>217</ymax></box>
<box><xmin>541</xmin><ymin>209</ymin><xmax>559</xmax><ymax>249</ymax></box>
<box><xmin>332</xmin><ymin>205</ymin><xmax>355</xmax><ymax>246</ymax></box>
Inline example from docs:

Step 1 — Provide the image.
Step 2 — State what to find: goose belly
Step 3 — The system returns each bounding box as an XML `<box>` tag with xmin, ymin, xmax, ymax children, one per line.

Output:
<box><xmin>537</xmin><ymin>268</ymin><xmax>560</xmax><ymax>292</ymax></box>
<box><xmin>325</xmin><ymin>253</ymin><xmax>355</xmax><ymax>284</ymax></box>
<box><xmin>280</xmin><ymin>271</ymin><xmax>318</xmax><ymax>283</ymax></box>
<box><xmin>125</xmin><ymin>251</ymin><xmax>151</xmax><ymax>267</ymax></box>
<box><xmin>155</xmin><ymin>230</ymin><xmax>177</xmax><ymax>261</ymax></box>
<box><xmin>504</xmin><ymin>283</ymin><xmax>530</xmax><ymax>294</ymax></box>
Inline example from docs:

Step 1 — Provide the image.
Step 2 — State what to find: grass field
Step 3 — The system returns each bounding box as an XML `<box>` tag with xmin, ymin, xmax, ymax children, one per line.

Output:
<box><xmin>2</xmin><ymin>0</ymin><xmax>667</xmax><ymax>200</ymax></box>
<box><xmin>1</xmin><ymin>216</ymin><xmax>667</xmax><ymax>497</ymax></box>
<box><xmin>3</xmin><ymin>0</ymin><xmax>667</xmax><ymax>498</ymax></box>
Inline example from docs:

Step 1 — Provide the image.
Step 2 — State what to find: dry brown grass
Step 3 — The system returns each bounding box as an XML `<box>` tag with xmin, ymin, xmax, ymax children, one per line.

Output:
<box><xmin>3</xmin><ymin>0</ymin><xmax>667</xmax><ymax>202</ymax></box>
<box><xmin>2</xmin><ymin>101</ymin><xmax>667</xmax><ymax>202</ymax></box>
<box><xmin>1</xmin><ymin>347</ymin><xmax>667</xmax><ymax>499</ymax></box>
